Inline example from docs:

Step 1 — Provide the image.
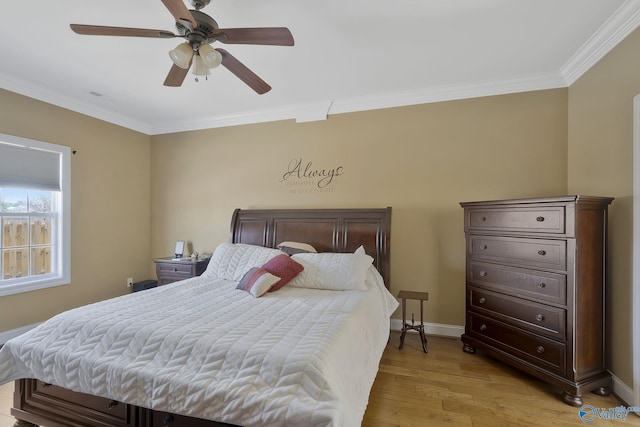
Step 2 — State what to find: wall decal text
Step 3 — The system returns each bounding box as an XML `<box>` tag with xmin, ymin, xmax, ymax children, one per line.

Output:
<box><xmin>281</xmin><ymin>158</ymin><xmax>344</xmax><ymax>193</ymax></box>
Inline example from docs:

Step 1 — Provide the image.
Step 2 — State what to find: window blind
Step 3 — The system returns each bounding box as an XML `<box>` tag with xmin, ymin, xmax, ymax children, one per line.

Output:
<box><xmin>0</xmin><ymin>142</ymin><xmax>61</xmax><ymax>191</ymax></box>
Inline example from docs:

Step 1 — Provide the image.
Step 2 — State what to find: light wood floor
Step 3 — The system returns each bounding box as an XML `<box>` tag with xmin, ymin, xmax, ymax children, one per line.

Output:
<box><xmin>1</xmin><ymin>333</ymin><xmax>638</xmax><ymax>427</ymax></box>
<box><xmin>0</xmin><ymin>381</ymin><xmax>12</xmax><ymax>427</ymax></box>
<box><xmin>364</xmin><ymin>333</ymin><xmax>640</xmax><ymax>427</ymax></box>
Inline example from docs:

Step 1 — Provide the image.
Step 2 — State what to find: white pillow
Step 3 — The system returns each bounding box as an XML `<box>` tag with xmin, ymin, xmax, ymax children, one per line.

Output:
<box><xmin>203</xmin><ymin>243</ymin><xmax>282</xmax><ymax>281</ymax></box>
<box><xmin>277</xmin><ymin>241</ymin><xmax>317</xmax><ymax>255</ymax></box>
<box><xmin>289</xmin><ymin>252</ymin><xmax>373</xmax><ymax>291</ymax></box>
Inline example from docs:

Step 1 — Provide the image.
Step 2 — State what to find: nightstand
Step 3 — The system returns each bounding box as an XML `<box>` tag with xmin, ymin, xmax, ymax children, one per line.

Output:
<box><xmin>154</xmin><ymin>257</ymin><xmax>210</xmax><ymax>286</ymax></box>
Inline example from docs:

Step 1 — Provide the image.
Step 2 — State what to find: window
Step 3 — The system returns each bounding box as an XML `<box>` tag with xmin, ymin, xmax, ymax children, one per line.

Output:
<box><xmin>0</xmin><ymin>134</ymin><xmax>70</xmax><ymax>296</ymax></box>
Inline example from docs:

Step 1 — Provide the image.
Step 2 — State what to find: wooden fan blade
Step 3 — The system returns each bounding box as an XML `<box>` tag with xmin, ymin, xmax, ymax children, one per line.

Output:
<box><xmin>214</xmin><ymin>28</ymin><xmax>294</xmax><ymax>46</ymax></box>
<box><xmin>161</xmin><ymin>0</ymin><xmax>198</xmax><ymax>29</ymax></box>
<box><xmin>217</xmin><ymin>49</ymin><xmax>271</xmax><ymax>94</ymax></box>
<box><xmin>70</xmin><ymin>24</ymin><xmax>177</xmax><ymax>38</ymax></box>
<box><xmin>164</xmin><ymin>63</ymin><xmax>190</xmax><ymax>87</ymax></box>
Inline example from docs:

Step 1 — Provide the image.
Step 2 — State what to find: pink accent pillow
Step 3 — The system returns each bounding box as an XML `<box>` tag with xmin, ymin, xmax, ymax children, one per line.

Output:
<box><xmin>262</xmin><ymin>254</ymin><xmax>304</xmax><ymax>291</ymax></box>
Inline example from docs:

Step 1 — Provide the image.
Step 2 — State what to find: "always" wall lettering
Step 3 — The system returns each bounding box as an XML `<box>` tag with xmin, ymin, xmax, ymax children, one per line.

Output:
<box><xmin>280</xmin><ymin>158</ymin><xmax>344</xmax><ymax>190</ymax></box>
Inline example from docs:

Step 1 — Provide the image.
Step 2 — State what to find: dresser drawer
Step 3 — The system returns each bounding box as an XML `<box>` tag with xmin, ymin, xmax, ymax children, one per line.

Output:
<box><xmin>470</xmin><ymin>235</ymin><xmax>566</xmax><ymax>271</ymax></box>
<box><xmin>467</xmin><ymin>314</ymin><xmax>566</xmax><ymax>375</ymax></box>
<box><xmin>154</xmin><ymin>258</ymin><xmax>210</xmax><ymax>287</ymax></box>
<box><xmin>466</xmin><ymin>206</ymin><xmax>566</xmax><ymax>234</ymax></box>
<box><xmin>157</xmin><ymin>263</ymin><xmax>194</xmax><ymax>276</ymax></box>
<box><xmin>22</xmin><ymin>379</ymin><xmax>135</xmax><ymax>426</ymax></box>
<box><xmin>156</xmin><ymin>262</ymin><xmax>195</xmax><ymax>286</ymax></box>
<box><xmin>468</xmin><ymin>287</ymin><xmax>566</xmax><ymax>340</ymax></box>
<box><xmin>469</xmin><ymin>262</ymin><xmax>566</xmax><ymax>305</ymax></box>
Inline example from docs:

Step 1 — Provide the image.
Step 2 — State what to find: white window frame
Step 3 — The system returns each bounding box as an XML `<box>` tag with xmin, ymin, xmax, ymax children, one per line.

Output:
<box><xmin>0</xmin><ymin>133</ymin><xmax>70</xmax><ymax>296</ymax></box>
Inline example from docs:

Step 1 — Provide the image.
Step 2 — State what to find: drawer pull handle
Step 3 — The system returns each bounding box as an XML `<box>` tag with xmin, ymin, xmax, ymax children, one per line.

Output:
<box><xmin>537</xmin><ymin>250</ymin><xmax>546</xmax><ymax>256</ymax></box>
<box><xmin>536</xmin><ymin>346</ymin><xmax>545</xmax><ymax>354</ymax></box>
<box><xmin>537</xmin><ymin>282</ymin><xmax>546</xmax><ymax>288</ymax></box>
<box><xmin>481</xmin><ymin>216</ymin><xmax>487</xmax><ymax>221</ymax></box>
<box><xmin>536</xmin><ymin>216</ymin><xmax>545</xmax><ymax>222</ymax></box>
<box><xmin>479</xmin><ymin>324</ymin><xmax>487</xmax><ymax>331</ymax></box>
<box><xmin>478</xmin><ymin>297</ymin><xmax>486</xmax><ymax>304</ymax></box>
<box><xmin>481</xmin><ymin>245</ymin><xmax>488</xmax><ymax>250</ymax></box>
<box><xmin>535</xmin><ymin>314</ymin><xmax>545</xmax><ymax>322</ymax></box>
<box><xmin>479</xmin><ymin>270</ymin><xmax>487</xmax><ymax>277</ymax></box>
<box><xmin>163</xmin><ymin>415</ymin><xmax>175</xmax><ymax>426</ymax></box>
<box><xmin>173</xmin><ymin>268</ymin><xmax>178</xmax><ymax>272</ymax></box>
<box><xmin>107</xmin><ymin>400</ymin><xmax>119</xmax><ymax>410</ymax></box>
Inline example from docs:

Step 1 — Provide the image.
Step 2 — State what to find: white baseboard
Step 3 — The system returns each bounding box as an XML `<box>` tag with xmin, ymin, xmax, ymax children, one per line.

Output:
<box><xmin>0</xmin><ymin>323</ymin><xmax>40</xmax><ymax>345</ymax></box>
<box><xmin>390</xmin><ymin>319</ymin><xmax>464</xmax><ymax>338</ymax></box>
<box><xmin>611</xmin><ymin>371</ymin><xmax>635</xmax><ymax>407</ymax></box>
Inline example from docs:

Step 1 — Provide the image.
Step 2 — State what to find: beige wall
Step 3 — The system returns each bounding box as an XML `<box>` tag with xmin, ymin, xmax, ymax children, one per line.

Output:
<box><xmin>2</xmin><ymin>28</ymin><xmax>636</xmax><ymax>393</ymax></box>
<box><xmin>568</xmin><ymin>28</ymin><xmax>640</xmax><ymax>388</ymax></box>
<box><xmin>12</xmin><ymin>72</ymin><xmax>633</xmax><ymax>388</ymax></box>
<box><xmin>0</xmin><ymin>89</ymin><xmax>151</xmax><ymax>332</ymax></box>
<box><xmin>151</xmin><ymin>89</ymin><xmax>568</xmax><ymax>326</ymax></box>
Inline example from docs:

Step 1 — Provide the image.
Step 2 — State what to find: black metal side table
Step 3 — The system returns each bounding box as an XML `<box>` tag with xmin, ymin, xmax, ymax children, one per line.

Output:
<box><xmin>397</xmin><ymin>290</ymin><xmax>429</xmax><ymax>353</ymax></box>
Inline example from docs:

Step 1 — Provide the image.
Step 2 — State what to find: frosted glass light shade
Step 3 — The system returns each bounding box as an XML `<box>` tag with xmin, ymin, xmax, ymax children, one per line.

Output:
<box><xmin>169</xmin><ymin>43</ymin><xmax>194</xmax><ymax>69</ymax></box>
<box><xmin>192</xmin><ymin>55</ymin><xmax>210</xmax><ymax>76</ymax></box>
<box><xmin>199</xmin><ymin>44</ymin><xmax>222</xmax><ymax>69</ymax></box>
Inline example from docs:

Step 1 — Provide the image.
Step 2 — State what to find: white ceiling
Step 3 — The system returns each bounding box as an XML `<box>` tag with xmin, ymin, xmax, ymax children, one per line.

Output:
<box><xmin>1</xmin><ymin>0</ymin><xmax>640</xmax><ymax>135</ymax></box>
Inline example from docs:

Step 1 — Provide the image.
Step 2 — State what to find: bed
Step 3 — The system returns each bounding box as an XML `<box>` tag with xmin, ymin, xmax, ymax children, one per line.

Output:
<box><xmin>0</xmin><ymin>207</ymin><xmax>394</xmax><ymax>427</ymax></box>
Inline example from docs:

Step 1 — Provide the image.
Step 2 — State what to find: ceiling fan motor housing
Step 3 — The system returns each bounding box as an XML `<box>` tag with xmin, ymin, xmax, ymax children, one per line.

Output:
<box><xmin>176</xmin><ymin>10</ymin><xmax>219</xmax><ymax>44</ymax></box>
<box><xmin>190</xmin><ymin>0</ymin><xmax>211</xmax><ymax>10</ymax></box>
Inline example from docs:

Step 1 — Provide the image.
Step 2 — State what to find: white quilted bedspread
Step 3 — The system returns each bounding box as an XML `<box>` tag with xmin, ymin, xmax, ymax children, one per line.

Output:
<box><xmin>0</xmin><ymin>274</ymin><xmax>397</xmax><ymax>426</ymax></box>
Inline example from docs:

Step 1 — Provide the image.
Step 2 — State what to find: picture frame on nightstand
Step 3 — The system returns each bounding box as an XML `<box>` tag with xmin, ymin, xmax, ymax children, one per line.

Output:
<box><xmin>173</xmin><ymin>240</ymin><xmax>185</xmax><ymax>260</ymax></box>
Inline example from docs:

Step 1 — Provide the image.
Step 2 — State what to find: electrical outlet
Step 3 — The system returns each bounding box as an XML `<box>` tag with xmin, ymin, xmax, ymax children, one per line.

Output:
<box><xmin>126</xmin><ymin>277</ymin><xmax>133</xmax><ymax>288</ymax></box>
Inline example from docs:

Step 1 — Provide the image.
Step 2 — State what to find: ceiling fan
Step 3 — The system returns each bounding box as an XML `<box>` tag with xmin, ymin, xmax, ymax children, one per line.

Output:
<box><xmin>70</xmin><ymin>0</ymin><xmax>294</xmax><ymax>94</ymax></box>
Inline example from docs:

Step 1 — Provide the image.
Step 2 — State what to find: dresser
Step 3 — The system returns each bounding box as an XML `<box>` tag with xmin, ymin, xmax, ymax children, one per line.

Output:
<box><xmin>154</xmin><ymin>257</ymin><xmax>210</xmax><ymax>286</ymax></box>
<box><xmin>459</xmin><ymin>196</ymin><xmax>613</xmax><ymax>406</ymax></box>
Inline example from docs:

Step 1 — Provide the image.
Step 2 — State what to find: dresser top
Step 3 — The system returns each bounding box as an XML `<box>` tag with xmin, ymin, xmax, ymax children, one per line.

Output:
<box><xmin>460</xmin><ymin>195</ymin><xmax>614</xmax><ymax>208</ymax></box>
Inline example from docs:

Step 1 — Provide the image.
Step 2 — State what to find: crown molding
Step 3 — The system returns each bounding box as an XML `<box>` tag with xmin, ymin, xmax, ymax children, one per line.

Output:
<box><xmin>149</xmin><ymin>72</ymin><xmax>567</xmax><ymax>134</ymax></box>
<box><xmin>329</xmin><ymin>72</ymin><xmax>567</xmax><ymax>117</ymax></box>
<box><xmin>148</xmin><ymin>105</ymin><xmax>294</xmax><ymax>135</ymax></box>
<box><xmin>0</xmin><ymin>73</ymin><xmax>152</xmax><ymax>135</ymax></box>
<box><xmin>148</xmin><ymin>101</ymin><xmax>328</xmax><ymax>135</ymax></box>
<box><xmin>1</xmin><ymin>68</ymin><xmax>569</xmax><ymax>136</ymax></box>
<box><xmin>561</xmin><ymin>0</ymin><xmax>640</xmax><ymax>85</ymax></box>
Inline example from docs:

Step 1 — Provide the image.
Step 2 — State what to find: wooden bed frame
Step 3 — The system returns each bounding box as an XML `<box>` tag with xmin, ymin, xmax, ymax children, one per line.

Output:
<box><xmin>11</xmin><ymin>207</ymin><xmax>392</xmax><ymax>427</ymax></box>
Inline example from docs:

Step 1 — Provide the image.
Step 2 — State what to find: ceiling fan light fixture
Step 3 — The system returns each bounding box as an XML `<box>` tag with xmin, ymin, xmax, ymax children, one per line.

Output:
<box><xmin>198</xmin><ymin>44</ymin><xmax>222</xmax><ymax>69</ymax></box>
<box><xmin>192</xmin><ymin>55</ymin><xmax>211</xmax><ymax>78</ymax></box>
<box><xmin>169</xmin><ymin>43</ymin><xmax>194</xmax><ymax>69</ymax></box>
<box><xmin>70</xmin><ymin>2</ymin><xmax>293</xmax><ymax>91</ymax></box>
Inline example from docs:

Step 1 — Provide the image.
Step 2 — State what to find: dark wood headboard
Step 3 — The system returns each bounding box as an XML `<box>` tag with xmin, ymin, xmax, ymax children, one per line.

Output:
<box><xmin>230</xmin><ymin>208</ymin><xmax>392</xmax><ymax>288</ymax></box>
